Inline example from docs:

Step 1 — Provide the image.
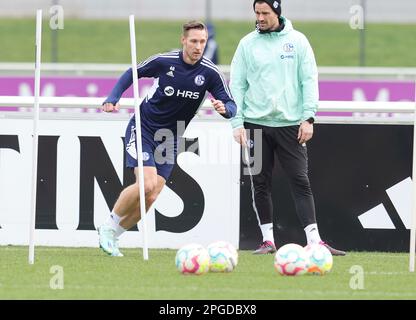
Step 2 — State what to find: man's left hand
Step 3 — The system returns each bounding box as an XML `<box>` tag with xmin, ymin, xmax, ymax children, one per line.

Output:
<box><xmin>297</xmin><ymin>121</ymin><xmax>314</xmax><ymax>144</ymax></box>
<box><xmin>211</xmin><ymin>99</ymin><xmax>226</xmax><ymax>115</ymax></box>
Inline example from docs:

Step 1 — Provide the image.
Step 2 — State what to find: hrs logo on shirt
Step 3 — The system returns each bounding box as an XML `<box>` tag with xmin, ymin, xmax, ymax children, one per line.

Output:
<box><xmin>164</xmin><ymin>86</ymin><xmax>200</xmax><ymax>100</ymax></box>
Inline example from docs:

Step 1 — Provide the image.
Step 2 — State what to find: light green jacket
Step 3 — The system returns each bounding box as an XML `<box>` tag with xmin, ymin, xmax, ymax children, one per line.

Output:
<box><xmin>230</xmin><ymin>17</ymin><xmax>319</xmax><ymax>129</ymax></box>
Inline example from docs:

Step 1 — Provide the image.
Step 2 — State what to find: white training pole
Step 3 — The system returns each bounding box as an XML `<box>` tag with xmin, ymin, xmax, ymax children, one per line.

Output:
<box><xmin>410</xmin><ymin>80</ymin><xmax>416</xmax><ymax>272</ymax></box>
<box><xmin>129</xmin><ymin>15</ymin><xmax>149</xmax><ymax>260</ymax></box>
<box><xmin>29</xmin><ymin>9</ymin><xmax>42</xmax><ymax>265</ymax></box>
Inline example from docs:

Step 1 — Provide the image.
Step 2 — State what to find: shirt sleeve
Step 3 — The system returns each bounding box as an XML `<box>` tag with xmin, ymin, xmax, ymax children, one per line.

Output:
<box><xmin>208</xmin><ymin>69</ymin><xmax>237</xmax><ymax>119</ymax></box>
<box><xmin>229</xmin><ymin>41</ymin><xmax>248</xmax><ymax>129</ymax></box>
<box><xmin>298</xmin><ymin>36</ymin><xmax>319</xmax><ymax>121</ymax></box>
<box><xmin>103</xmin><ymin>55</ymin><xmax>161</xmax><ymax>105</ymax></box>
<box><xmin>102</xmin><ymin>68</ymin><xmax>132</xmax><ymax>105</ymax></box>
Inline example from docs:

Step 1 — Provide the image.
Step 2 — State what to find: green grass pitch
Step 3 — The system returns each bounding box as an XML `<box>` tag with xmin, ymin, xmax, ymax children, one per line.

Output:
<box><xmin>1</xmin><ymin>246</ymin><xmax>415</xmax><ymax>300</ymax></box>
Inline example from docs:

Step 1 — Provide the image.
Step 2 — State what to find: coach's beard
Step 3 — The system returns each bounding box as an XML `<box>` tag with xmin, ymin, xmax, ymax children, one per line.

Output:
<box><xmin>255</xmin><ymin>18</ymin><xmax>285</xmax><ymax>34</ymax></box>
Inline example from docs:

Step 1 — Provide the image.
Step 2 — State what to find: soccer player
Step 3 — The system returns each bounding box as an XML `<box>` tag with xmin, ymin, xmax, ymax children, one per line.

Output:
<box><xmin>98</xmin><ymin>21</ymin><xmax>236</xmax><ymax>256</ymax></box>
<box><xmin>230</xmin><ymin>0</ymin><xmax>346</xmax><ymax>255</ymax></box>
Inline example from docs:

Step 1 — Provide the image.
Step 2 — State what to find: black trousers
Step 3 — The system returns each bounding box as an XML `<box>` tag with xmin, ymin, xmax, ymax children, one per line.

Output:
<box><xmin>244</xmin><ymin>122</ymin><xmax>317</xmax><ymax>228</ymax></box>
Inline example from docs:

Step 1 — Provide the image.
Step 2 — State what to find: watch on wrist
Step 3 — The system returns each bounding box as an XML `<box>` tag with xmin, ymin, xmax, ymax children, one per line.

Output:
<box><xmin>306</xmin><ymin>117</ymin><xmax>315</xmax><ymax>124</ymax></box>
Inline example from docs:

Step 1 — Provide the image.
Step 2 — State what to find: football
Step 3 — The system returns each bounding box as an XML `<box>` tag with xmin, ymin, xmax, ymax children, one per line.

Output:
<box><xmin>274</xmin><ymin>243</ymin><xmax>309</xmax><ymax>276</ymax></box>
<box><xmin>207</xmin><ymin>241</ymin><xmax>238</xmax><ymax>272</ymax></box>
<box><xmin>304</xmin><ymin>243</ymin><xmax>333</xmax><ymax>275</ymax></box>
<box><xmin>175</xmin><ymin>243</ymin><xmax>210</xmax><ymax>275</ymax></box>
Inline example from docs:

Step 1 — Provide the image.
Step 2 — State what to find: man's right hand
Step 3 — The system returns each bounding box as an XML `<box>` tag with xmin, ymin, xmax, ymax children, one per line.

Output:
<box><xmin>233</xmin><ymin>127</ymin><xmax>247</xmax><ymax>147</ymax></box>
<box><xmin>102</xmin><ymin>102</ymin><xmax>120</xmax><ymax>113</ymax></box>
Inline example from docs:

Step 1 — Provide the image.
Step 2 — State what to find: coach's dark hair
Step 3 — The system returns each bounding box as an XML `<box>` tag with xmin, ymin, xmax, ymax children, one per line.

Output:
<box><xmin>182</xmin><ymin>20</ymin><xmax>208</xmax><ymax>36</ymax></box>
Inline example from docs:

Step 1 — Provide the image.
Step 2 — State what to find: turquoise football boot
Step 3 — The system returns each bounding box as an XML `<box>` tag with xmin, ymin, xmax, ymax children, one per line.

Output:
<box><xmin>98</xmin><ymin>225</ymin><xmax>124</xmax><ymax>257</ymax></box>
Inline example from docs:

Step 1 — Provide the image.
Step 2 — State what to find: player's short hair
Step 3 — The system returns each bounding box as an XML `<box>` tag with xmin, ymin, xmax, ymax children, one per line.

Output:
<box><xmin>182</xmin><ymin>20</ymin><xmax>208</xmax><ymax>37</ymax></box>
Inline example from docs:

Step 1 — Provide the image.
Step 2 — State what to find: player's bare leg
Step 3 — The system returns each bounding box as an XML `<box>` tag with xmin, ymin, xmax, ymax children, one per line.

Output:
<box><xmin>118</xmin><ymin>171</ymin><xmax>166</xmax><ymax>229</ymax></box>
<box><xmin>98</xmin><ymin>167</ymin><xmax>166</xmax><ymax>256</ymax></box>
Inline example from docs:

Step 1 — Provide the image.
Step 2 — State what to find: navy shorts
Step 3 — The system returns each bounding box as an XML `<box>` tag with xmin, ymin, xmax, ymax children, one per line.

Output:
<box><xmin>125</xmin><ymin>116</ymin><xmax>177</xmax><ymax>181</ymax></box>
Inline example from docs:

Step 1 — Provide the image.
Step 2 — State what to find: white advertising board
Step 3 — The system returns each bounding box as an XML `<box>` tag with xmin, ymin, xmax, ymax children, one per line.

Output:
<box><xmin>0</xmin><ymin>117</ymin><xmax>241</xmax><ymax>249</ymax></box>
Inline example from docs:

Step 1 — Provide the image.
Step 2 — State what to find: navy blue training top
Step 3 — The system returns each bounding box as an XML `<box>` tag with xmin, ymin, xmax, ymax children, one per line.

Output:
<box><xmin>104</xmin><ymin>50</ymin><xmax>236</xmax><ymax>133</ymax></box>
